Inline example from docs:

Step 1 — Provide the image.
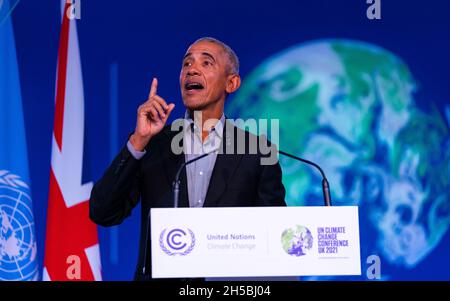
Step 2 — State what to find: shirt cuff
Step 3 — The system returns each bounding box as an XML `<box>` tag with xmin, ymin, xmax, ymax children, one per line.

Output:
<box><xmin>127</xmin><ymin>140</ymin><xmax>146</xmax><ymax>160</ymax></box>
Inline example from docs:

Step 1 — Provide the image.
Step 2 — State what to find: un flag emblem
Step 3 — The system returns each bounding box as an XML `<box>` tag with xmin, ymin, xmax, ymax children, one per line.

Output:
<box><xmin>0</xmin><ymin>171</ymin><xmax>38</xmax><ymax>281</ymax></box>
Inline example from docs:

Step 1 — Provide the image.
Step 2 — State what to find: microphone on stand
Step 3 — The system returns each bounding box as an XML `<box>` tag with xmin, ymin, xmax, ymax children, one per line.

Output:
<box><xmin>141</xmin><ymin>151</ymin><xmax>212</xmax><ymax>276</ymax></box>
<box><xmin>278</xmin><ymin>150</ymin><xmax>332</xmax><ymax>207</ymax></box>
<box><xmin>173</xmin><ymin>152</ymin><xmax>211</xmax><ymax>208</ymax></box>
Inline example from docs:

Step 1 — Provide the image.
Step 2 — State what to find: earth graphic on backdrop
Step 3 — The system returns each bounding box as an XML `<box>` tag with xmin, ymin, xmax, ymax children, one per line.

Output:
<box><xmin>226</xmin><ymin>40</ymin><xmax>450</xmax><ymax>278</ymax></box>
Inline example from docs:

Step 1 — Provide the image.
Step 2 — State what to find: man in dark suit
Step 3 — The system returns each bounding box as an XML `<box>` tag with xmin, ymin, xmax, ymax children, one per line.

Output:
<box><xmin>89</xmin><ymin>37</ymin><xmax>286</xmax><ymax>280</ymax></box>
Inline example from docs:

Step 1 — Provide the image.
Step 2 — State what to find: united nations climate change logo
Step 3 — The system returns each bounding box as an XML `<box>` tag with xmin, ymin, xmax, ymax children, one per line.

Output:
<box><xmin>281</xmin><ymin>225</ymin><xmax>313</xmax><ymax>256</ymax></box>
<box><xmin>0</xmin><ymin>171</ymin><xmax>38</xmax><ymax>280</ymax></box>
<box><xmin>159</xmin><ymin>228</ymin><xmax>195</xmax><ymax>256</ymax></box>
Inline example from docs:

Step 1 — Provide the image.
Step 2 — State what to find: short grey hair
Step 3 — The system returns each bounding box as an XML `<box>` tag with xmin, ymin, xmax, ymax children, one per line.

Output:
<box><xmin>193</xmin><ymin>37</ymin><xmax>240</xmax><ymax>75</ymax></box>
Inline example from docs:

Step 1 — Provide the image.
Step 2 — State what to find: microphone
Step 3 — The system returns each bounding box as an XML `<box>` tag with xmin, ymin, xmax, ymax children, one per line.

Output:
<box><xmin>278</xmin><ymin>150</ymin><xmax>332</xmax><ymax>207</ymax></box>
<box><xmin>173</xmin><ymin>152</ymin><xmax>211</xmax><ymax>208</ymax></box>
<box><xmin>141</xmin><ymin>151</ymin><xmax>213</xmax><ymax>276</ymax></box>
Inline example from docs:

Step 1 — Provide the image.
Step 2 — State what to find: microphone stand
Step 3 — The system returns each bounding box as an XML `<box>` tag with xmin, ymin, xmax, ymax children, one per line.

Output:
<box><xmin>141</xmin><ymin>152</ymin><xmax>211</xmax><ymax>276</ymax></box>
<box><xmin>173</xmin><ymin>152</ymin><xmax>210</xmax><ymax>208</ymax></box>
<box><xmin>279</xmin><ymin>150</ymin><xmax>332</xmax><ymax>206</ymax></box>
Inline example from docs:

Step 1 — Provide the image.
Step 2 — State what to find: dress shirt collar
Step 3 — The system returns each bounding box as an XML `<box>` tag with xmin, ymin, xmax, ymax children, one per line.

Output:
<box><xmin>184</xmin><ymin>111</ymin><xmax>225</xmax><ymax>138</ymax></box>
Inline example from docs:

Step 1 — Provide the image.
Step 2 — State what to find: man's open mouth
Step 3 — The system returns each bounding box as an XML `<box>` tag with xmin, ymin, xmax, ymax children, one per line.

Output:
<box><xmin>185</xmin><ymin>82</ymin><xmax>204</xmax><ymax>91</ymax></box>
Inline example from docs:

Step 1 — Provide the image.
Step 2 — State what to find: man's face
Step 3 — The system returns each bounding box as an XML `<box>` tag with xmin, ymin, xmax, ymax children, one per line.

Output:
<box><xmin>180</xmin><ymin>41</ymin><xmax>231</xmax><ymax>111</ymax></box>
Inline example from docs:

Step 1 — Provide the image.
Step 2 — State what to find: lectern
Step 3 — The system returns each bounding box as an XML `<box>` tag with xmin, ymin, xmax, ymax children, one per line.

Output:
<box><xmin>151</xmin><ymin>206</ymin><xmax>361</xmax><ymax>278</ymax></box>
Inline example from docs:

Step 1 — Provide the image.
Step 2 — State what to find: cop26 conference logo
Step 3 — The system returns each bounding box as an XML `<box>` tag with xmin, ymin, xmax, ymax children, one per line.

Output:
<box><xmin>281</xmin><ymin>225</ymin><xmax>313</xmax><ymax>256</ymax></box>
<box><xmin>159</xmin><ymin>228</ymin><xmax>195</xmax><ymax>256</ymax></box>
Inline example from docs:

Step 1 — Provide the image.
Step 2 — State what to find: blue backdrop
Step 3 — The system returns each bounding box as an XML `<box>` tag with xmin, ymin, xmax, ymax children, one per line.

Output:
<box><xmin>8</xmin><ymin>0</ymin><xmax>450</xmax><ymax>280</ymax></box>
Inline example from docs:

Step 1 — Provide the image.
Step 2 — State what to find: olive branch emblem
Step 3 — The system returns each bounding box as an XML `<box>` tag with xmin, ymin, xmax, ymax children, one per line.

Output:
<box><xmin>159</xmin><ymin>228</ymin><xmax>196</xmax><ymax>256</ymax></box>
<box><xmin>0</xmin><ymin>170</ymin><xmax>29</xmax><ymax>189</ymax></box>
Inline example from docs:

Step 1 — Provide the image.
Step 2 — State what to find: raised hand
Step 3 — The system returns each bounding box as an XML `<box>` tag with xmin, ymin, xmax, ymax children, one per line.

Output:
<box><xmin>130</xmin><ymin>78</ymin><xmax>175</xmax><ymax>151</ymax></box>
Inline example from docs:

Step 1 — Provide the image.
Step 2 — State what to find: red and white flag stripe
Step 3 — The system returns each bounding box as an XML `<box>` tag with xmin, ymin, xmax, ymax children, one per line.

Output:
<box><xmin>43</xmin><ymin>1</ymin><xmax>102</xmax><ymax>281</ymax></box>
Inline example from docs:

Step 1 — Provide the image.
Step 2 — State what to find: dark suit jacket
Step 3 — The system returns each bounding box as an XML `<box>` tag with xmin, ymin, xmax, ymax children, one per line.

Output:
<box><xmin>89</xmin><ymin>120</ymin><xmax>286</xmax><ymax>280</ymax></box>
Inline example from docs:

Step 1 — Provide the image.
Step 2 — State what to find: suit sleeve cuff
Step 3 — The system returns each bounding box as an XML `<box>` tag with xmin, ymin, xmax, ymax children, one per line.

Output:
<box><xmin>127</xmin><ymin>140</ymin><xmax>146</xmax><ymax>160</ymax></box>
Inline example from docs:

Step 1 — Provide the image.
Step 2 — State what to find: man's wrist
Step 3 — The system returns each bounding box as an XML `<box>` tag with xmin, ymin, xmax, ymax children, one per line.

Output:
<box><xmin>127</xmin><ymin>140</ymin><xmax>147</xmax><ymax>160</ymax></box>
<box><xmin>129</xmin><ymin>133</ymin><xmax>151</xmax><ymax>151</ymax></box>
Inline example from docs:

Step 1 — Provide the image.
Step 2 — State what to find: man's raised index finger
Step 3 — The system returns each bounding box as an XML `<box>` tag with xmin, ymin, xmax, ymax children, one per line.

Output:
<box><xmin>149</xmin><ymin>77</ymin><xmax>158</xmax><ymax>98</ymax></box>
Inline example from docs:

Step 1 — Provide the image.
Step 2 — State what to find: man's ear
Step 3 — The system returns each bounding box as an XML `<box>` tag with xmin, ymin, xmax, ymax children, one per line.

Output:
<box><xmin>225</xmin><ymin>74</ymin><xmax>241</xmax><ymax>94</ymax></box>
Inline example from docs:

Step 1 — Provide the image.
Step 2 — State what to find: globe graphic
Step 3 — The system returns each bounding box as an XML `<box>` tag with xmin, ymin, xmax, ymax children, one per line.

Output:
<box><xmin>281</xmin><ymin>225</ymin><xmax>313</xmax><ymax>256</ymax></box>
<box><xmin>226</xmin><ymin>40</ymin><xmax>450</xmax><ymax>278</ymax></box>
<box><xmin>0</xmin><ymin>185</ymin><xmax>38</xmax><ymax>281</ymax></box>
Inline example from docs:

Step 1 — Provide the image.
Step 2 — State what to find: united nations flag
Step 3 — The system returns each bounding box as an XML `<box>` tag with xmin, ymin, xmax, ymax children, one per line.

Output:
<box><xmin>0</xmin><ymin>0</ymin><xmax>39</xmax><ymax>281</ymax></box>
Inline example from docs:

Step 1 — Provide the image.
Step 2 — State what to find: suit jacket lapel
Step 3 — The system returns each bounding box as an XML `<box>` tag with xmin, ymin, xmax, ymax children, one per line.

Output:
<box><xmin>203</xmin><ymin>120</ymin><xmax>243</xmax><ymax>207</ymax></box>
